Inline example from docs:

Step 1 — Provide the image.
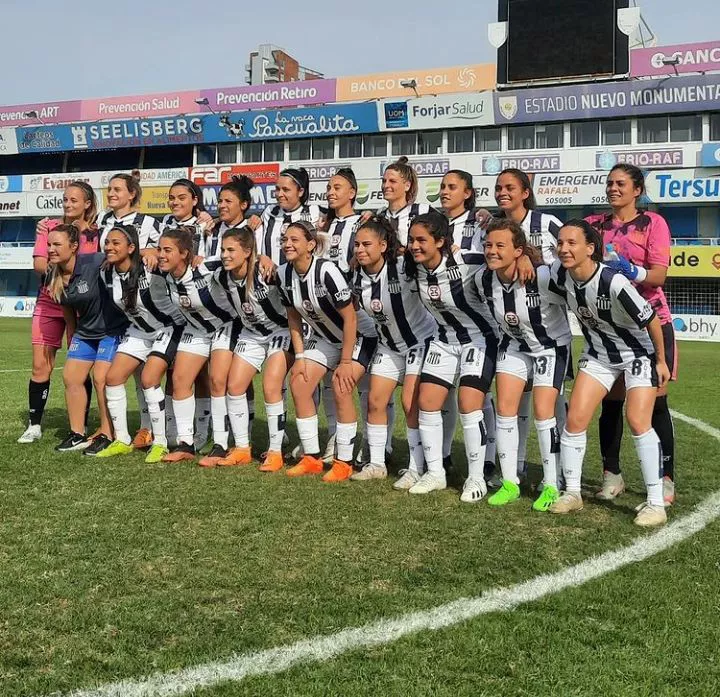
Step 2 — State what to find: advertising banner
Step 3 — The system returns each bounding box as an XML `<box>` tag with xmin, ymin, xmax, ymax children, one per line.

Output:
<box><xmin>203</xmin><ymin>103</ymin><xmax>379</xmax><ymax>143</ymax></box>
<box><xmin>671</xmin><ymin>314</ymin><xmax>720</xmax><ymax>342</ymax></box>
<box><xmin>668</xmin><ymin>246</ymin><xmax>720</xmax><ymax>278</ymax></box>
<box><xmin>337</xmin><ymin>64</ymin><xmax>495</xmax><ymax>101</ymax></box>
<box><xmin>70</xmin><ymin>116</ymin><xmax>205</xmax><ymax>150</ymax></box>
<box><xmin>494</xmin><ymin>74</ymin><xmax>720</xmax><ymax>125</ymax></box>
<box><xmin>595</xmin><ymin>149</ymin><xmax>685</xmax><ymax>170</ymax></box>
<box><xmin>16</xmin><ymin>126</ymin><xmax>76</xmax><ymax>153</ymax></box>
<box><xmin>200</xmin><ymin>79</ymin><xmax>337</xmax><ymax>111</ymax></box>
<box><xmin>482</xmin><ymin>153</ymin><xmax>561</xmax><ymax>174</ymax></box>
<box><xmin>102</xmin><ymin>186</ymin><xmax>172</xmax><ymax>216</ymax></box>
<box><xmin>0</xmin><ymin>296</ymin><xmax>36</xmax><ymax>318</ymax></box>
<box><xmin>645</xmin><ymin>168</ymin><xmax>720</xmax><ymax>203</ymax></box>
<box><xmin>699</xmin><ymin>143</ymin><xmax>720</xmax><ymax>167</ymax></box>
<box><xmin>531</xmin><ymin>172</ymin><xmax>608</xmax><ymax>207</ymax></box>
<box><xmin>631</xmin><ymin>41</ymin><xmax>720</xmax><ymax>78</ymax></box>
<box><xmin>0</xmin><ymin>247</ymin><xmax>33</xmax><ymax>270</ymax></box>
<box><xmin>0</xmin><ymin>193</ymin><xmax>26</xmax><ymax>217</ymax></box>
<box><xmin>0</xmin><ymin>128</ymin><xmax>18</xmax><ymax>155</ymax></box>
<box><xmin>24</xmin><ymin>172</ymin><xmax>99</xmax><ymax>191</ymax></box>
<box><xmin>190</xmin><ymin>163</ymin><xmax>279</xmax><ymax>186</ymax></box>
<box><xmin>378</xmin><ymin>92</ymin><xmax>494</xmax><ymax>130</ymax></box>
<box><xmin>0</xmin><ymin>175</ymin><xmax>23</xmax><ymax>193</ymax></box>
<box><xmin>200</xmin><ymin>182</ymin><xmax>278</xmax><ymax>215</ymax></box>
<box><xmin>0</xmin><ymin>101</ymin><xmax>82</xmax><ymax>127</ymax></box>
<box><xmin>81</xmin><ymin>91</ymin><xmax>201</xmax><ymax>121</ymax></box>
<box><xmin>98</xmin><ymin>168</ymin><xmax>190</xmax><ymax>187</ymax></box>
<box><xmin>25</xmin><ymin>192</ymin><xmax>64</xmax><ymax>216</ymax></box>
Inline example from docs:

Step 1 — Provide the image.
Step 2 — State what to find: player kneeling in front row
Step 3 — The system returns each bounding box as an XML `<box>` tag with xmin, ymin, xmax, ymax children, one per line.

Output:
<box><xmin>548</xmin><ymin>220</ymin><xmax>669</xmax><ymax>527</ymax></box>
<box><xmin>478</xmin><ymin>219</ymin><xmax>572</xmax><ymax>511</ymax></box>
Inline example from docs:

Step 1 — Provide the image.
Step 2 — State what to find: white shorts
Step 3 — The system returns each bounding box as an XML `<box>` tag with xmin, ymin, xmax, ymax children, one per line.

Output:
<box><xmin>177</xmin><ymin>321</ymin><xmax>241</xmax><ymax>358</ymax></box>
<box><xmin>117</xmin><ymin>325</ymin><xmax>183</xmax><ymax>365</ymax></box>
<box><xmin>421</xmin><ymin>339</ymin><xmax>497</xmax><ymax>392</ymax></box>
<box><xmin>496</xmin><ymin>345</ymin><xmax>570</xmax><ymax>391</ymax></box>
<box><xmin>304</xmin><ymin>334</ymin><xmax>378</xmax><ymax>371</ymax></box>
<box><xmin>370</xmin><ymin>341</ymin><xmax>428</xmax><ymax>384</ymax></box>
<box><xmin>578</xmin><ymin>353</ymin><xmax>658</xmax><ymax>392</ymax></box>
<box><xmin>234</xmin><ymin>329</ymin><xmax>292</xmax><ymax>372</ymax></box>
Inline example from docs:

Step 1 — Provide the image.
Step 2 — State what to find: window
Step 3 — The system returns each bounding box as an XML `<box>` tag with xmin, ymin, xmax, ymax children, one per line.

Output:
<box><xmin>475</xmin><ymin>127</ymin><xmax>501</xmax><ymax>152</ymax></box>
<box><xmin>536</xmin><ymin>123</ymin><xmax>563</xmax><ymax>148</ymax></box>
<box><xmin>570</xmin><ymin>121</ymin><xmax>599</xmax><ymax>147</ymax></box>
<box><xmin>263</xmin><ymin>140</ymin><xmax>284</xmax><ymax>162</ymax></box>
<box><xmin>392</xmin><ymin>132</ymin><xmax>417</xmax><ymax>156</ymax></box>
<box><xmin>448</xmin><ymin>129</ymin><xmax>474</xmax><ymax>153</ymax></box>
<box><xmin>312</xmin><ymin>137</ymin><xmax>335</xmax><ymax>159</ymax></box>
<box><xmin>637</xmin><ymin>116</ymin><xmax>668</xmax><ymax>144</ymax></box>
<box><xmin>196</xmin><ymin>144</ymin><xmax>216</xmax><ymax>165</ymax></box>
<box><xmin>339</xmin><ymin>135</ymin><xmax>362</xmax><ymax>158</ymax></box>
<box><xmin>363</xmin><ymin>134</ymin><xmax>387</xmax><ymax>157</ymax></box>
<box><xmin>288</xmin><ymin>139</ymin><xmax>311</xmax><ymax>161</ymax></box>
<box><xmin>418</xmin><ymin>130</ymin><xmax>442</xmax><ymax>155</ymax></box>
<box><xmin>143</xmin><ymin>145</ymin><xmax>193</xmax><ymax>168</ymax></box>
<box><xmin>507</xmin><ymin>125</ymin><xmax>535</xmax><ymax>150</ymax></box>
<box><xmin>669</xmin><ymin>114</ymin><xmax>701</xmax><ymax>142</ymax></box>
<box><xmin>217</xmin><ymin>143</ymin><xmax>237</xmax><ymax>164</ymax></box>
<box><xmin>711</xmin><ymin>114</ymin><xmax>720</xmax><ymax>141</ymax></box>
<box><xmin>241</xmin><ymin>141</ymin><xmax>263</xmax><ymax>163</ymax></box>
<box><xmin>601</xmin><ymin>119</ymin><xmax>631</xmax><ymax>146</ymax></box>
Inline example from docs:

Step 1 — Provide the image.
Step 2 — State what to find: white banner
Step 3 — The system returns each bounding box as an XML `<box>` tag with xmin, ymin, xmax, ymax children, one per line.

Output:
<box><xmin>25</xmin><ymin>191</ymin><xmax>64</xmax><ymax>216</ymax></box>
<box><xmin>0</xmin><ymin>192</ymin><xmax>26</xmax><ymax>217</ymax></box>
<box><xmin>533</xmin><ymin>171</ymin><xmax>608</xmax><ymax>207</ymax></box>
<box><xmin>0</xmin><ymin>295</ymin><xmax>35</xmax><ymax>317</ymax></box>
<box><xmin>0</xmin><ymin>128</ymin><xmax>18</xmax><ymax>155</ymax></box>
<box><xmin>0</xmin><ymin>246</ymin><xmax>33</xmax><ymax>269</ymax></box>
<box><xmin>379</xmin><ymin>92</ymin><xmax>494</xmax><ymax>130</ymax></box>
<box><xmin>645</xmin><ymin>168</ymin><xmax>720</xmax><ymax>204</ymax></box>
<box><xmin>672</xmin><ymin>314</ymin><xmax>720</xmax><ymax>342</ymax></box>
<box><xmin>23</xmin><ymin>172</ymin><xmax>101</xmax><ymax>192</ymax></box>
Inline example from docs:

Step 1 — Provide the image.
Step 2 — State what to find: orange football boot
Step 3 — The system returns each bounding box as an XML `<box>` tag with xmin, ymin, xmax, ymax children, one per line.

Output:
<box><xmin>216</xmin><ymin>446</ymin><xmax>253</xmax><ymax>467</ymax></box>
<box><xmin>286</xmin><ymin>454</ymin><xmax>324</xmax><ymax>477</ymax></box>
<box><xmin>131</xmin><ymin>428</ymin><xmax>153</xmax><ymax>449</ymax></box>
<box><xmin>322</xmin><ymin>459</ymin><xmax>353</xmax><ymax>482</ymax></box>
<box><xmin>258</xmin><ymin>450</ymin><xmax>284</xmax><ymax>472</ymax></box>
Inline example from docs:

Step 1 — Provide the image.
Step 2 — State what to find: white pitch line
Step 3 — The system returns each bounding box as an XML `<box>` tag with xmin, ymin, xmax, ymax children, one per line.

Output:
<box><xmin>50</xmin><ymin>411</ymin><xmax>720</xmax><ymax>697</ymax></box>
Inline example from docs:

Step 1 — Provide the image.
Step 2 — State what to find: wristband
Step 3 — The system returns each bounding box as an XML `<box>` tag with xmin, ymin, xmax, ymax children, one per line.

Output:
<box><xmin>633</xmin><ymin>265</ymin><xmax>648</xmax><ymax>283</ymax></box>
<box><xmin>295</xmin><ymin>352</ymin><xmax>305</xmax><ymax>359</ymax></box>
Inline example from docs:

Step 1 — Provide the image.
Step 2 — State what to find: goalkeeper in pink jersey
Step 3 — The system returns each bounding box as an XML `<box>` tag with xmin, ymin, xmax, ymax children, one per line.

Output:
<box><xmin>586</xmin><ymin>163</ymin><xmax>677</xmax><ymax>506</ymax></box>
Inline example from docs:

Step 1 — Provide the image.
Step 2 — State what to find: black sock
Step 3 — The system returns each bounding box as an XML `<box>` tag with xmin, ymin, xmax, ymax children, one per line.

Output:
<box><xmin>84</xmin><ymin>376</ymin><xmax>93</xmax><ymax>429</ymax></box>
<box><xmin>652</xmin><ymin>395</ymin><xmax>674</xmax><ymax>481</ymax></box>
<box><xmin>28</xmin><ymin>379</ymin><xmax>51</xmax><ymax>426</ymax></box>
<box><xmin>599</xmin><ymin>398</ymin><xmax>624</xmax><ymax>475</ymax></box>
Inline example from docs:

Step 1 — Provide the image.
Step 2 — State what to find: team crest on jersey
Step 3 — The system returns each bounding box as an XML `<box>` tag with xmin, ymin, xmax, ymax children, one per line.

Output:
<box><xmin>504</xmin><ymin>312</ymin><xmax>520</xmax><ymax>327</ymax></box>
<box><xmin>525</xmin><ymin>290</ymin><xmax>541</xmax><ymax>308</ymax></box>
<box><xmin>77</xmin><ymin>280</ymin><xmax>89</xmax><ymax>294</ymax></box>
<box><xmin>597</xmin><ymin>295</ymin><xmax>612</xmax><ymax>311</ymax></box>
<box><xmin>497</xmin><ymin>95</ymin><xmax>518</xmax><ymax>120</ymax></box>
<box><xmin>462</xmin><ymin>222</ymin><xmax>475</xmax><ymax>238</ymax></box>
<box><xmin>529</xmin><ymin>233</ymin><xmax>543</xmax><ymax>248</ymax></box>
<box><xmin>314</xmin><ymin>284</ymin><xmax>327</xmax><ymax>298</ymax></box>
<box><xmin>241</xmin><ymin>302</ymin><xmax>254</xmax><ymax>315</ymax></box>
<box><xmin>302</xmin><ymin>299</ymin><xmax>314</xmax><ymax>313</ymax></box>
<box><xmin>179</xmin><ymin>295</ymin><xmax>191</xmax><ymax>308</ymax></box>
<box><xmin>447</xmin><ymin>266</ymin><xmax>462</xmax><ymax>282</ymax></box>
<box><xmin>578</xmin><ymin>307</ymin><xmax>594</xmax><ymax>320</ymax></box>
<box><xmin>388</xmin><ymin>281</ymin><xmax>402</xmax><ymax>294</ymax></box>
<box><xmin>331</xmin><ymin>234</ymin><xmax>341</xmax><ymax>247</ymax></box>
<box><xmin>370</xmin><ymin>299</ymin><xmax>383</xmax><ymax>314</ymax></box>
<box><xmin>427</xmin><ymin>284</ymin><xmax>442</xmax><ymax>302</ymax></box>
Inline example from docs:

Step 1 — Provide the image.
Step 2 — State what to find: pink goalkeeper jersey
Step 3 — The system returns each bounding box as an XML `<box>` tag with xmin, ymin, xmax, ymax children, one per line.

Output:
<box><xmin>585</xmin><ymin>211</ymin><xmax>672</xmax><ymax>324</ymax></box>
<box><xmin>33</xmin><ymin>219</ymin><xmax>99</xmax><ymax>318</ymax></box>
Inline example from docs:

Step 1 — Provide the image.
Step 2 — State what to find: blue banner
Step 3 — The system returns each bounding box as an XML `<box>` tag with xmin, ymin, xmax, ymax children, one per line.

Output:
<box><xmin>0</xmin><ymin>175</ymin><xmax>22</xmax><ymax>192</ymax></box>
<box><xmin>16</xmin><ymin>126</ymin><xmax>76</xmax><ymax>153</ymax></box>
<box><xmin>700</xmin><ymin>143</ymin><xmax>720</xmax><ymax>167</ymax></box>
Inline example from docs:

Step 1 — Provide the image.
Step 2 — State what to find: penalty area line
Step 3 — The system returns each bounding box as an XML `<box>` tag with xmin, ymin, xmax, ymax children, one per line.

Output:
<box><xmin>53</xmin><ymin>410</ymin><xmax>720</xmax><ymax>697</ymax></box>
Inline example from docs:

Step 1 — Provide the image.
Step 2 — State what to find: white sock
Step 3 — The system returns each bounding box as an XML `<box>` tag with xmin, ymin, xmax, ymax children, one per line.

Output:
<box><xmin>441</xmin><ymin>388</ymin><xmax>458</xmax><ymax>458</ymax></box>
<box><xmin>407</xmin><ymin>426</ymin><xmax>424</xmax><ymax>475</ymax></box>
<box><xmin>483</xmin><ymin>392</ymin><xmax>496</xmax><ymax>466</ymax></box>
<box><xmin>535</xmin><ymin>417</ymin><xmax>560</xmax><ymax>489</ymax></box>
<box><xmin>248</xmin><ymin>391</ymin><xmax>255</xmax><ymax>428</ymax></box>
<box><xmin>134</xmin><ymin>368</ymin><xmax>151</xmax><ymax>430</ymax></box>
<box><xmin>322</xmin><ymin>376</ymin><xmax>337</xmax><ymax>437</ymax></box>
<box><xmin>385</xmin><ymin>399</ymin><xmax>395</xmax><ymax>454</ymax></box>
<box><xmin>297</xmin><ymin>414</ymin><xmax>320</xmax><ymax>455</ymax></box>
<box><xmin>367</xmin><ymin>423</ymin><xmax>387</xmax><ymax>467</ymax></box>
<box><xmin>419</xmin><ymin>410</ymin><xmax>444</xmax><ymax>475</ymax></box>
<box><xmin>496</xmin><ymin>414</ymin><xmax>520</xmax><ymax>484</ymax></box>
<box><xmin>194</xmin><ymin>397</ymin><xmax>211</xmax><ymax>447</ymax></box>
<box><xmin>143</xmin><ymin>385</ymin><xmax>167</xmax><ymax>447</ymax></box>
<box><xmin>226</xmin><ymin>393</ymin><xmax>249</xmax><ymax>447</ymax></box>
<box><xmin>106</xmin><ymin>384</ymin><xmax>131</xmax><ymax>445</ymax></box>
<box><xmin>555</xmin><ymin>391</ymin><xmax>568</xmax><ymax>435</ymax></box>
<box><xmin>560</xmin><ymin>429</ymin><xmax>586</xmax><ymax>494</ymax></box>
<box><xmin>336</xmin><ymin>421</ymin><xmax>357</xmax><ymax>462</ymax></box>
<box><xmin>165</xmin><ymin>390</ymin><xmax>177</xmax><ymax>446</ymax></box>
<box><xmin>517</xmin><ymin>391</ymin><xmax>532</xmax><ymax>471</ymax></box>
<box><xmin>460</xmin><ymin>410</ymin><xmax>486</xmax><ymax>482</ymax></box>
<box><xmin>633</xmin><ymin>429</ymin><xmax>664</xmax><ymax>507</ymax></box>
<box><xmin>210</xmin><ymin>396</ymin><xmax>229</xmax><ymax>449</ymax></box>
<box><xmin>265</xmin><ymin>400</ymin><xmax>286</xmax><ymax>452</ymax></box>
<box><xmin>173</xmin><ymin>395</ymin><xmax>195</xmax><ymax>447</ymax></box>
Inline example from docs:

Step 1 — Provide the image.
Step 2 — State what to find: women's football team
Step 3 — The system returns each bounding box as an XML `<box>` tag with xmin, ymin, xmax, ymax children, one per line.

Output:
<box><xmin>19</xmin><ymin>158</ymin><xmax>678</xmax><ymax>527</ymax></box>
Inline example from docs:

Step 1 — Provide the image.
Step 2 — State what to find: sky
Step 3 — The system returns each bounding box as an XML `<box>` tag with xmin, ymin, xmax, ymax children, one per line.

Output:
<box><xmin>1</xmin><ymin>0</ymin><xmax>719</xmax><ymax>105</ymax></box>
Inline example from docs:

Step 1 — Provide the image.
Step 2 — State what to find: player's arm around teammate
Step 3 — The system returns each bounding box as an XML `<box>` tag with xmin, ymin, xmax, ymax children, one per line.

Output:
<box><xmin>548</xmin><ymin>221</ymin><xmax>669</xmax><ymax>528</ymax></box>
<box><xmin>479</xmin><ymin>219</ymin><xmax>572</xmax><ymax>512</ymax></box>
<box><xmin>279</xmin><ymin>221</ymin><xmax>367</xmax><ymax>483</ymax></box>
<box><xmin>212</xmin><ymin>227</ymin><xmax>293</xmax><ymax>471</ymax></box>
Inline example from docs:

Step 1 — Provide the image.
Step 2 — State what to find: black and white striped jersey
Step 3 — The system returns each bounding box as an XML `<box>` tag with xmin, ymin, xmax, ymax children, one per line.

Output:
<box><xmin>476</xmin><ymin>264</ymin><xmax>571</xmax><ymax>354</ymax></box>
<box><xmin>214</xmin><ymin>265</ymin><xmax>287</xmax><ymax>339</ymax></box>
<box><xmin>448</xmin><ymin>208</ymin><xmax>486</xmax><ymax>265</ymax></box>
<box><xmin>520</xmin><ymin>210</ymin><xmax>562</xmax><ymax>266</ymax></box>
<box><xmin>277</xmin><ymin>257</ymin><xmax>352</xmax><ymax>345</ymax></box>
<box><xmin>97</xmin><ymin>210</ymin><xmax>161</xmax><ymax>250</ymax></box>
<box><xmin>161</xmin><ymin>214</ymin><xmax>206</xmax><ymax>258</ymax></box>
<box><xmin>259</xmin><ymin>204</ymin><xmax>323</xmax><ymax>266</ymax></box>
<box><xmin>322</xmin><ymin>213</ymin><xmax>362</xmax><ymax>276</ymax></box>
<box><xmin>353</xmin><ymin>257</ymin><xmax>434</xmax><ymax>353</ymax></box>
<box><xmin>377</xmin><ymin>203</ymin><xmax>433</xmax><ymax>247</ymax></box>
<box><xmin>165</xmin><ymin>260</ymin><xmax>235</xmax><ymax>334</ymax></box>
<box><xmin>549</xmin><ymin>261</ymin><xmax>655</xmax><ymax>364</ymax></box>
<box><xmin>102</xmin><ymin>265</ymin><xmax>185</xmax><ymax>336</ymax></box>
<box><xmin>414</xmin><ymin>253</ymin><xmax>497</xmax><ymax>346</ymax></box>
